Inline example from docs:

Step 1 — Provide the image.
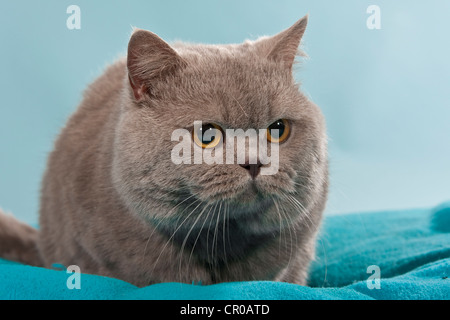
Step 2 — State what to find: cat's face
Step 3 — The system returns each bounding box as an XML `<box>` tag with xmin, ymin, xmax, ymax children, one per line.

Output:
<box><xmin>112</xmin><ymin>16</ymin><xmax>327</xmax><ymax>231</ymax></box>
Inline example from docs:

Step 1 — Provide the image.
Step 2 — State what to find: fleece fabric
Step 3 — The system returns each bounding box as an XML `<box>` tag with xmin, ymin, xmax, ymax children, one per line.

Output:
<box><xmin>0</xmin><ymin>202</ymin><xmax>449</xmax><ymax>300</ymax></box>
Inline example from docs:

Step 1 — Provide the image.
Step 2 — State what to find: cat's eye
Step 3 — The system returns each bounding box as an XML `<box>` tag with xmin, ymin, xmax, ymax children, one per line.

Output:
<box><xmin>267</xmin><ymin>119</ymin><xmax>290</xmax><ymax>143</ymax></box>
<box><xmin>192</xmin><ymin>123</ymin><xmax>223</xmax><ymax>149</ymax></box>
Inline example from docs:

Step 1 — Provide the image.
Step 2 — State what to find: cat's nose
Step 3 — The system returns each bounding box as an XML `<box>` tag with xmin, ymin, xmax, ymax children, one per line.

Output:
<box><xmin>239</xmin><ymin>161</ymin><xmax>262</xmax><ymax>179</ymax></box>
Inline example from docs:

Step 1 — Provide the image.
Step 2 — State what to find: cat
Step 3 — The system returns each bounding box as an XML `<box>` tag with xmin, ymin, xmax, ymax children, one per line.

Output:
<box><xmin>0</xmin><ymin>15</ymin><xmax>328</xmax><ymax>287</ymax></box>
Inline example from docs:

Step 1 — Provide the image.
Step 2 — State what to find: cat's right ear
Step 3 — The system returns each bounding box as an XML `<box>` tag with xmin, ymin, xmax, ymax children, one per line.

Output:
<box><xmin>252</xmin><ymin>15</ymin><xmax>308</xmax><ymax>71</ymax></box>
<box><xmin>127</xmin><ymin>29</ymin><xmax>186</xmax><ymax>101</ymax></box>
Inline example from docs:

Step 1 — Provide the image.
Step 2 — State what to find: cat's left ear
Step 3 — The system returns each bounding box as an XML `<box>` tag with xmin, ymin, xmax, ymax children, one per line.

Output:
<box><xmin>127</xmin><ymin>28</ymin><xmax>187</xmax><ymax>101</ymax></box>
<box><xmin>253</xmin><ymin>15</ymin><xmax>308</xmax><ymax>70</ymax></box>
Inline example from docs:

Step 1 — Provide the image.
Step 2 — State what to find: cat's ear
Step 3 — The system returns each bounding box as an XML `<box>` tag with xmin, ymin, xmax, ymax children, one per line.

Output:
<box><xmin>253</xmin><ymin>15</ymin><xmax>308</xmax><ymax>70</ymax></box>
<box><xmin>127</xmin><ymin>29</ymin><xmax>186</xmax><ymax>101</ymax></box>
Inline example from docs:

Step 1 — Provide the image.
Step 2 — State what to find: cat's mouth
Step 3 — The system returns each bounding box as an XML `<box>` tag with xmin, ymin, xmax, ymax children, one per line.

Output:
<box><xmin>150</xmin><ymin>180</ymin><xmax>279</xmax><ymax>236</ymax></box>
<box><xmin>228</xmin><ymin>196</ymin><xmax>275</xmax><ymax>219</ymax></box>
<box><xmin>150</xmin><ymin>179</ymin><xmax>279</xmax><ymax>229</ymax></box>
<box><xmin>199</xmin><ymin>180</ymin><xmax>275</xmax><ymax>219</ymax></box>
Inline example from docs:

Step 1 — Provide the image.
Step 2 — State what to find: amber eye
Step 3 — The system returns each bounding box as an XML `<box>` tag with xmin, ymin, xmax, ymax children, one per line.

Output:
<box><xmin>267</xmin><ymin>119</ymin><xmax>290</xmax><ymax>143</ymax></box>
<box><xmin>192</xmin><ymin>123</ymin><xmax>223</xmax><ymax>149</ymax></box>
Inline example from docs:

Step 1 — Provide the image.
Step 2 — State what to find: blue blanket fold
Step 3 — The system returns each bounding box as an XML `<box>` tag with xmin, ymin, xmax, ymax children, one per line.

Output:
<box><xmin>1</xmin><ymin>202</ymin><xmax>449</xmax><ymax>300</ymax></box>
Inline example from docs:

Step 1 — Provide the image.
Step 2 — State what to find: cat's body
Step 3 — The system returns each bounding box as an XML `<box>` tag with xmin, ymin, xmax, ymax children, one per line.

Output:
<box><xmin>0</xmin><ymin>16</ymin><xmax>328</xmax><ymax>286</ymax></box>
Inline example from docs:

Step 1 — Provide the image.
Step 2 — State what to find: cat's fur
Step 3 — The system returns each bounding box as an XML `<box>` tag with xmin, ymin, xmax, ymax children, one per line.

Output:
<box><xmin>0</xmin><ymin>15</ymin><xmax>328</xmax><ymax>287</ymax></box>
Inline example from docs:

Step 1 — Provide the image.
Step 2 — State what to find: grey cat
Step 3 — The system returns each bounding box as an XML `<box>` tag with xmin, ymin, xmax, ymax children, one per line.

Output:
<box><xmin>0</xmin><ymin>15</ymin><xmax>328</xmax><ymax>287</ymax></box>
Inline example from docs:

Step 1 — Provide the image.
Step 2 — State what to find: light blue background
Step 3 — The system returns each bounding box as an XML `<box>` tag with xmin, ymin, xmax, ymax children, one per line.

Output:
<box><xmin>0</xmin><ymin>1</ymin><xmax>449</xmax><ymax>224</ymax></box>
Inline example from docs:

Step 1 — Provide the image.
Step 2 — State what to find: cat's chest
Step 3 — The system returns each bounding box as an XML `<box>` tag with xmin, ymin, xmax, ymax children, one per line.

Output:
<box><xmin>158</xmin><ymin>216</ymin><xmax>278</xmax><ymax>268</ymax></box>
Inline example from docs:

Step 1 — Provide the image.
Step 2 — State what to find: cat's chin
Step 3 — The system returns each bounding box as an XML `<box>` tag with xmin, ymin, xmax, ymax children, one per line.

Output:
<box><xmin>223</xmin><ymin>181</ymin><xmax>275</xmax><ymax>217</ymax></box>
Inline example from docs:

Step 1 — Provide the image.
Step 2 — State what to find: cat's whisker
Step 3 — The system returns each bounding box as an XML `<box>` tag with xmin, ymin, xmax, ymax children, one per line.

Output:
<box><xmin>278</xmin><ymin>195</ymin><xmax>295</xmax><ymax>270</ymax></box>
<box><xmin>206</xmin><ymin>201</ymin><xmax>219</xmax><ymax>266</ymax></box>
<box><xmin>288</xmin><ymin>194</ymin><xmax>317</xmax><ymax>232</ymax></box>
<box><xmin>290</xmin><ymin>194</ymin><xmax>326</xmax><ymax>286</ymax></box>
<box><xmin>188</xmin><ymin>203</ymin><xmax>214</xmax><ymax>273</ymax></box>
<box><xmin>230</xmin><ymin>95</ymin><xmax>249</xmax><ymax>119</ymax></box>
<box><xmin>226</xmin><ymin>202</ymin><xmax>232</xmax><ymax>253</ymax></box>
<box><xmin>178</xmin><ymin>202</ymin><xmax>209</xmax><ymax>283</ymax></box>
<box><xmin>149</xmin><ymin>199</ymin><xmax>202</xmax><ymax>281</ymax></box>
<box><xmin>212</xmin><ymin>201</ymin><xmax>223</xmax><ymax>269</ymax></box>
<box><xmin>222</xmin><ymin>201</ymin><xmax>230</xmax><ymax>272</ymax></box>
<box><xmin>172</xmin><ymin>194</ymin><xmax>206</xmax><ymax>237</ymax></box>
<box><xmin>293</xmin><ymin>179</ymin><xmax>315</xmax><ymax>188</ymax></box>
<box><xmin>142</xmin><ymin>193</ymin><xmax>198</xmax><ymax>264</ymax></box>
<box><xmin>271</xmin><ymin>195</ymin><xmax>285</xmax><ymax>257</ymax></box>
<box><xmin>282</xmin><ymin>192</ymin><xmax>316</xmax><ymax>237</ymax></box>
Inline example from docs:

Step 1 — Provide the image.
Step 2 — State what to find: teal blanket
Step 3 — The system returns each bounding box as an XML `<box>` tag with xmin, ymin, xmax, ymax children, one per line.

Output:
<box><xmin>1</xmin><ymin>202</ymin><xmax>449</xmax><ymax>300</ymax></box>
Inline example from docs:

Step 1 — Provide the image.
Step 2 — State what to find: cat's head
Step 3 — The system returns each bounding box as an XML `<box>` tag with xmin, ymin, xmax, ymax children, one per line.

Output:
<box><xmin>112</xmin><ymin>15</ymin><xmax>328</xmax><ymax>231</ymax></box>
